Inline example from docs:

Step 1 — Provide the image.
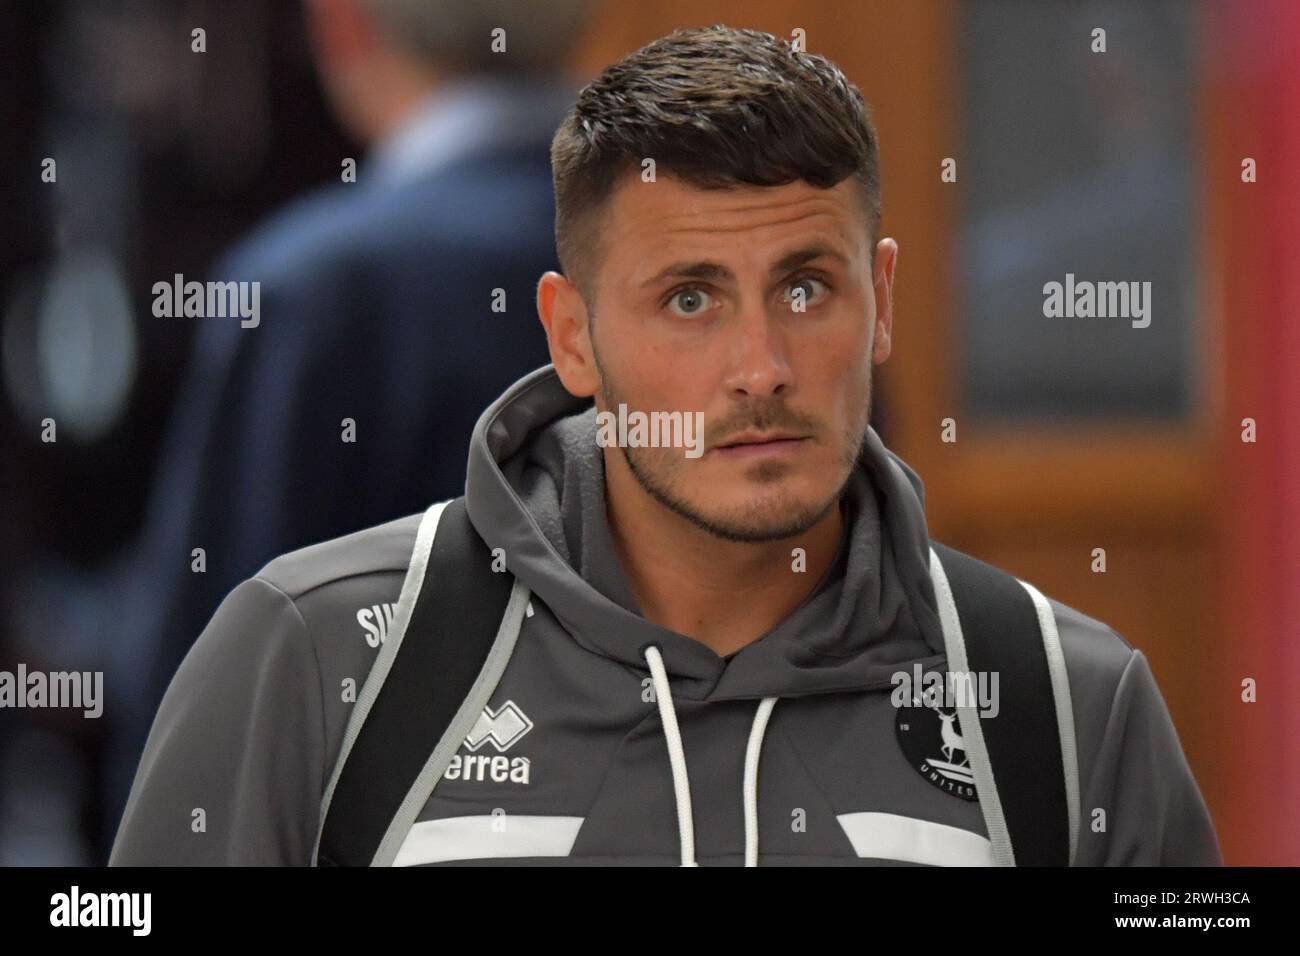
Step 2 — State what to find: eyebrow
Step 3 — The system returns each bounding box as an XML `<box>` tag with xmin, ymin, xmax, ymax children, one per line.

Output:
<box><xmin>638</xmin><ymin>243</ymin><xmax>850</xmax><ymax>289</ymax></box>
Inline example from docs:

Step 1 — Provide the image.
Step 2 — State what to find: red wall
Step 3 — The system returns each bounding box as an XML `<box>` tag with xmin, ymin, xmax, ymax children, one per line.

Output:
<box><xmin>1215</xmin><ymin>0</ymin><xmax>1300</xmax><ymax>865</ymax></box>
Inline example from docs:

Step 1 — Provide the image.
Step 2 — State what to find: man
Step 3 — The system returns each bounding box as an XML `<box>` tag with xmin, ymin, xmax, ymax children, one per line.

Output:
<box><xmin>101</xmin><ymin>0</ymin><xmax>586</xmax><ymax>842</ymax></box>
<box><xmin>111</xmin><ymin>25</ymin><xmax>1221</xmax><ymax>866</ymax></box>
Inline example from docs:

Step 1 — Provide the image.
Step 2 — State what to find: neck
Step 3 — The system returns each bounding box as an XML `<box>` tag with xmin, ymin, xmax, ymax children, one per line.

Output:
<box><xmin>367</xmin><ymin>77</ymin><xmax>440</xmax><ymax>142</ymax></box>
<box><xmin>342</xmin><ymin>57</ymin><xmax>443</xmax><ymax>144</ymax></box>
<box><xmin>604</xmin><ymin>451</ymin><xmax>845</xmax><ymax>658</ymax></box>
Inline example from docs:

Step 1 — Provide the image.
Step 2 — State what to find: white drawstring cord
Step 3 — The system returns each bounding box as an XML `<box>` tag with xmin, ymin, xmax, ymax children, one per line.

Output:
<box><xmin>743</xmin><ymin>696</ymin><xmax>779</xmax><ymax>867</ymax></box>
<box><xmin>643</xmin><ymin>645</ymin><xmax>697</xmax><ymax>866</ymax></box>
<box><xmin>643</xmin><ymin>644</ymin><xmax>780</xmax><ymax>867</ymax></box>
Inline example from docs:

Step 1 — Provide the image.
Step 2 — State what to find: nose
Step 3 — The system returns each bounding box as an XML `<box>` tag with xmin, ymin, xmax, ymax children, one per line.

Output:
<box><xmin>721</xmin><ymin>304</ymin><xmax>792</xmax><ymax>400</ymax></box>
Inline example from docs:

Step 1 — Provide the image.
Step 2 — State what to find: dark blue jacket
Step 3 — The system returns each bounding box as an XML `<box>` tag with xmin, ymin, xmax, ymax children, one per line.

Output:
<box><xmin>106</xmin><ymin>137</ymin><xmax>558</xmax><ymax>829</ymax></box>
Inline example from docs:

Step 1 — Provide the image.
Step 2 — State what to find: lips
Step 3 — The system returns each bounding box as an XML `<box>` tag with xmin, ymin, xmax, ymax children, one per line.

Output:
<box><xmin>711</xmin><ymin>433</ymin><xmax>810</xmax><ymax>460</ymax></box>
<box><xmin>715</xmin><ymin>431</ymin><xmax>805</xmax><ymax>448</ymax></box>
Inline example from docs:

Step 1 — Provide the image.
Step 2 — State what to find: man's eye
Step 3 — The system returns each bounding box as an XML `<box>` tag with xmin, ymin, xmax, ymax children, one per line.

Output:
<box><xmin>782</xmin><ymin>276</ymin><xmax>829</xmax><ymax>309</ymax></box>
<box><xmin>667</xmin><ymin>287</ymin><xmax>714</xmax><ymax>317</ymax></box>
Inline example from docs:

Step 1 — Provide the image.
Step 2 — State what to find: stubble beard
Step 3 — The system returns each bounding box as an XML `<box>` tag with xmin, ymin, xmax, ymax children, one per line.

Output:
<box><xmin>593</xmin><ymin>346</ymin><xmax>872</xmax><ymax>543</ymax></box>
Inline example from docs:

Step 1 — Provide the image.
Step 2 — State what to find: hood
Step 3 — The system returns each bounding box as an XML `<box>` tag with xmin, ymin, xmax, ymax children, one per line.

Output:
<box><xmin>465</xmin><ymin>365</ymin><xmax>948</xmax><ymax>703</ymax></box>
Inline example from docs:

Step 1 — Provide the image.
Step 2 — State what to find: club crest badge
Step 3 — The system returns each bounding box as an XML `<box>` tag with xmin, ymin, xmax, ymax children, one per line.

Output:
<box><xmin>895</xmin><ymin>694</ymin><xmax>979</xmax><ymax>802</ymax></box>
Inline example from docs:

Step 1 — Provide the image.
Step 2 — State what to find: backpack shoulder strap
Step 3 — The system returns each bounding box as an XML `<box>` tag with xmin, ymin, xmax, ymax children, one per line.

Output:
<box><xmin>314</xmin><ymin>496</ymin><xmax>523</xmax><ymax>866</ymax></box>
<box><xmin>928</xmin><ymin>542</ymin><xmax>1079</xmax><ymax>866</ymax></box>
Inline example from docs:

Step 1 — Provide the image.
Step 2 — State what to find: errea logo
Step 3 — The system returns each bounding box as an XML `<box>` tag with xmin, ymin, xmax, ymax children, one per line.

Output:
<box><xmin>465</xmin><ymin>700</ymin><xmax>533</xmax><ymax>752</ymax></box>
<box><xmin>443</xmin><ymin>701</ymin><xmax>533</xmax><ymax>785</ymax></box>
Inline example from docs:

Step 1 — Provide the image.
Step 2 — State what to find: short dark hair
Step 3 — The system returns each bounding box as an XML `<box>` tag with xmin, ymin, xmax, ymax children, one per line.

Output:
<box><xmin>550</xmin><ymin>25</ymin><xmax>883</xmax><ymax>303</ymax></box>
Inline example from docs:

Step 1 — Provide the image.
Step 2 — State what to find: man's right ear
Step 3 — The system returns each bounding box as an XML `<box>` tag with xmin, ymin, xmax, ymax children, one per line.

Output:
<box><xmin>536</xmin><ymin>271</ymin><xmax>599</xmax><ymax>398</ymax></box>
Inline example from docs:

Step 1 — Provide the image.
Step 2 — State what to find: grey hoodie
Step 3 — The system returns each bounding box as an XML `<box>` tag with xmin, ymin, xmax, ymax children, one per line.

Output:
<box><xmin>110</xmin><ymin>365</ymin><xmax>1222</xmax><ymax>866</ymax></box>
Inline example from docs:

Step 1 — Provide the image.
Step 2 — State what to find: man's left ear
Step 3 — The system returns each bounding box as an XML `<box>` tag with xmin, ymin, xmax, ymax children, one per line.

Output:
<box><xmin>871</xmin><ymin>238</ymin><xmax>897</xmax><ymax>363</ymax></box>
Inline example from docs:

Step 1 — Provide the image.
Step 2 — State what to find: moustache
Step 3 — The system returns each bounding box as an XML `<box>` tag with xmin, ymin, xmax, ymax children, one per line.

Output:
<box><xmin>707</xmin><ymin>402</ymin><xmax>822</xmax><ymax>447</ymax></box>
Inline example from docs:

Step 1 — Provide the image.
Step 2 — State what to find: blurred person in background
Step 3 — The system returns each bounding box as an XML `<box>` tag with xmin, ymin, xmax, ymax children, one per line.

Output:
<box><xmin>98</xmin><ymin>0</ymin><xmax>589</xmax><ymax>853</ymax></box>
<box><xmin>1</xmin><ymin>0</ymin><xmax>363</xmax><ymax>866</ymax></box>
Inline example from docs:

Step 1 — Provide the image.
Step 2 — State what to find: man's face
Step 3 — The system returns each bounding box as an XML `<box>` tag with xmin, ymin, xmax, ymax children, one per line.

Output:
<box><xmin>542</xmin><ymin>172</ymin><xmax>896</xmax><ymax>542</ymax></box>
